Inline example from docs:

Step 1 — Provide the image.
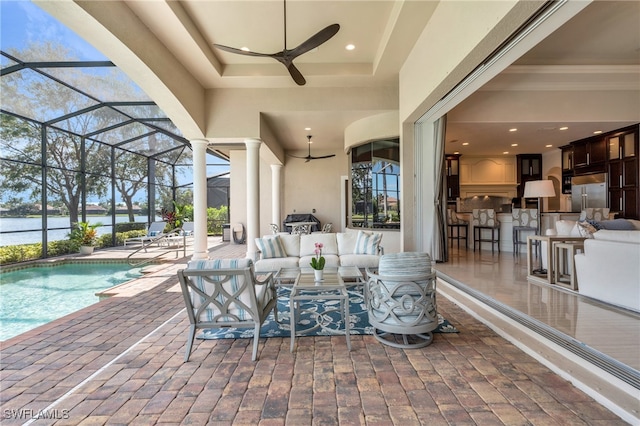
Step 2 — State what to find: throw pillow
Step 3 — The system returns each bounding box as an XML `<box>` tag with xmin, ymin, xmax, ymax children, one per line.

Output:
<box><xmin>354</xmin><ymin>230</ymin><xmax>382</xmax><ymax>255</ymax></box>
<box><xmin>255</xmin><ymin>235</ymin><xmax>286</xmax><ymax>259</ymax></box>
<box><xmin>598</xmin><ymin>219</ymin><xmax>636</xmax><ymax>231</ymax></box>
<box><xmin>576</xmin><ymin>221</ymin><xmax>597</xmax><ymax>238</ymax></box>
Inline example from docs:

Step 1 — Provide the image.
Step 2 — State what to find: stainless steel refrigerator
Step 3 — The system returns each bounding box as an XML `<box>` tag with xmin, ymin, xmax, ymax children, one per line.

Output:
<box><xmin>571</xmin><ymin>173</ymin><xmax>607</xmax><ymax>212</ymax></box>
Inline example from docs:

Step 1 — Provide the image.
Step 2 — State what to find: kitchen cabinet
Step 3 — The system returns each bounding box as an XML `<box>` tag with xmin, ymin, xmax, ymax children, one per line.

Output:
<box><xmin>560</xmin><ymin>145</ymin><xmax>573</xmax><ymax>194</ymax></box>
<box><xmin>573</xmin><ymin>136</ymin><xmax>606</xmax><ymax>175</ymax></box>
<box><xmin>445</xmin><ymin>154</ymin><xmax>461</xmax><ymax>201</ymax></box>
<box><xmin>516</xmin><ymin>154</ymin><xmax>542</xmax><ymax>198</ymax></box>
<box><xmin>607</xmin><ymin>126</ymin><xmax>639</xmax><ymax>219</ymax></box>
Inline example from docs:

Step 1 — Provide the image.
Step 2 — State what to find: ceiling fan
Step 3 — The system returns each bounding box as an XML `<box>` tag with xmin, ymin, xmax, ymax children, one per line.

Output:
<box><xmin>289</xmin><ymin>135</ymin><xmax>336</xmax><ymax>162</ymax></box>
<box><xmin>213</xmin><ymin>0</ymin><xmax>339</xmax><ymax>86</ymax></box>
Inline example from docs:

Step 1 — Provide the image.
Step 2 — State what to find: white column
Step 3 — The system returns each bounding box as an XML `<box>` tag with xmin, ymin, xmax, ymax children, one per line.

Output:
<box><xmin>270</xmin><ymin>164</ymin><xmax>282</xmax><ymax>230</ymax></box>
<box><xmin>245</xmin><ymin>138</ymin><xmax>261</xmax><ymax>259</ymax></box>
<box><xmin>191</xmin><ymin>139</ymin><xmax>209</xmax><ymax>260</ymax></box>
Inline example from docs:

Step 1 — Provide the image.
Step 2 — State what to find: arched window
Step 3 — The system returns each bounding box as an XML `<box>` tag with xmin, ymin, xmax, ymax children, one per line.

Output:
<box><xmin>351</xmin><ymin>138</ymin><xmax>400</xmax><ymax>229</ymax></box>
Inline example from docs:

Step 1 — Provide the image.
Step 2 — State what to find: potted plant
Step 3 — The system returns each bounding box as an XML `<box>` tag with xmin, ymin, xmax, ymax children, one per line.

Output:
<box><xmin>69</xmin><ymin>221</ymin><xmax>100</xmax><ymax>255</ymax></box>
<box><xmin>310</xmin><ymin>242</ymin><xmax>325</xmax><ymax>281</ymax></box>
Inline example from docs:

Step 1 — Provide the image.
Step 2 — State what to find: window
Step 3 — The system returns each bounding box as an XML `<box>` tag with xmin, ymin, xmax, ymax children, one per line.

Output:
<box><xmin>351</xmin><ymin>138</ymin><xmax>400</xmax><ymax>229</ymax></box>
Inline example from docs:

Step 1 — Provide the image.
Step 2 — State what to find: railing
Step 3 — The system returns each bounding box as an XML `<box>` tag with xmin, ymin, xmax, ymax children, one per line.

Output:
<box><xmin>126</xmin><ymin>226</ymin><xmax>190</xmax><ymax>267</ymax></box>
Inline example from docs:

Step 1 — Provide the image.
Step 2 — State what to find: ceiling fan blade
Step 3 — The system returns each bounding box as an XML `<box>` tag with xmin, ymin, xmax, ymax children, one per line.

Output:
<box><xmin>289</xmin><ymin>24</ymin><xmax>340</xmax><ymax>59</ymax></box>
<box><xmin>286</xmin><ymin>63</ymin><xmax>306</xmax><ymax>86</ymax></box>
<box><xmin>213</xmin><ymin>44</ymin><xmax>275</xmax><ymax>58</ymax></box>
<box><xmin>309</xmin><ymin>154</ymin><xmax>336</xmax><ymax>160</ymax></box>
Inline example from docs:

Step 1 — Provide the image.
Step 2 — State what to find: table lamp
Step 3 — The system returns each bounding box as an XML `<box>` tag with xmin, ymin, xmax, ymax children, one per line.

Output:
<box><xmin>523</xmin><ymin>179</ymin><xmax>556</xmax><ymax>273</ymax></box>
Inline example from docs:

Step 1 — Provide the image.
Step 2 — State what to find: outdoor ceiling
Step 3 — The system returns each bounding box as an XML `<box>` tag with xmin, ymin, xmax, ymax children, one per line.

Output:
<box><xmin>25</xmin><ymin>1</ymin><xmax>640</xmax><ymax>157</ymax></box>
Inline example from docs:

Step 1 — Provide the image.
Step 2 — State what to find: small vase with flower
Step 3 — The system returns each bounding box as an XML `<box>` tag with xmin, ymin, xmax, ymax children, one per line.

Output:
<box><xmin>310</xmin><ymin>242</ymin><xmax>325</xmax><ymax>281</ymax></box>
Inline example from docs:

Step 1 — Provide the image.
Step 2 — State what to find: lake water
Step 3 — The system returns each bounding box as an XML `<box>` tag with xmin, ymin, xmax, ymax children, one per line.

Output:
<box><xmin>0</xmin><ymin>216</ymin><xmax>154</xmax><ymax>246</ymax></box>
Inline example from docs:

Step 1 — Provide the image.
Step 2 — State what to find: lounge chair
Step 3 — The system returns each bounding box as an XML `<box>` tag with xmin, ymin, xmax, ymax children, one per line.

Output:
<box><xmin>124</xmin><ymin>221</ymin><xmax>166</xmax><ymax>247</ymax></box>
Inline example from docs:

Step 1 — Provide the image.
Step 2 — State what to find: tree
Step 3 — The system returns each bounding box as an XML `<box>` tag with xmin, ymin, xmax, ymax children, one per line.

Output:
<box><xmin>0</xmin><ymin>41</ymin><xmax>179</xmax><ymax>227</ymax></box>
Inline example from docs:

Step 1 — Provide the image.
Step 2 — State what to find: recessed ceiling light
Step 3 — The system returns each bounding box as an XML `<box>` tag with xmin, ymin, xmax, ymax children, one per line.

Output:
<box><xmin>240</xmin><ymin>47</ymin><xmax>250</xmax><ymax>52</ymax></box>
<box><xmin>509</xmin><ymin>128</ymin><xmax>517</xmax><ymax>132</ymax></box>
<box><xmin>305</xmin><ymin>127</ymin><xmax>311</xmax><ymax>131</ymax></box>
<box><xmin>545</xmin><ymin>144</ymin><xmax>553</xmax><ymax>148</ymax></box>
<box><xmin>593</xmin><ymin>130</ymin><xmax>603</xmax><ymax>134</ymax></box>
<box><xmin>511</xmin><ymin>143</ymin><xmax>518</xmax><ymax>147</ymax></box>
<box><xmin>559</xmin><ymin>126</ymin><xmax>569</xmax><ymax>131</ymax></box>
<box><xmin>345</xmin><ymin>44</ymin><xmax>355</xmax><ymax>51</ymax></box>
<box><xmin>462</xmin><ymin>142</ymin><xmax>469</xmax><ymax>146</ymax></box>
<box><xmin>503</xmin><ymin>151</ymin><xmax>509</xmax><ymax>154</ymax></box>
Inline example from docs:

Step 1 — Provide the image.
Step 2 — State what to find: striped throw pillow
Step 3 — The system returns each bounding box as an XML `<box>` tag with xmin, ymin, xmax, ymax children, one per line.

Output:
<box><xmin>354</xmin><ymin>230</ymin><xmax>382</xmax><ymax>255</ymax></box>
<box><xmin>255</xmin><ymin>235</ymin><xmax>287</xmax><ymax>259</ymax></box>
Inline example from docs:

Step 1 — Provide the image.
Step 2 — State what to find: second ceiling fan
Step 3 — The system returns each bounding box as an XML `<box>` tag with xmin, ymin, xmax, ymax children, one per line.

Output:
<box><xmin>289</xmin><ymin>135</ymin><xmax>336</xmax><ymax>162</ymax></box>
<box><xmin>213</xmin><ymin>0</ymin><xmax>340</xmax><ymax>86</ymax></box>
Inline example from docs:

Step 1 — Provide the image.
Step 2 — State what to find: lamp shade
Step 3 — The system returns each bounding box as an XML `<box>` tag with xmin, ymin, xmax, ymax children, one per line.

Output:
<box><xmin>523</xmin><ymin>180</ymin><xmax>556</xmax><ymax>198</ymax></box>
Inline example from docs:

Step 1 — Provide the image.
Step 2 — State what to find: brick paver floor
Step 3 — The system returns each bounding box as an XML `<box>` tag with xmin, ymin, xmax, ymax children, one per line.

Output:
<box><xmin>0</xmin><ymin>243</ymin><xmax>626</xmax><ymax>425</ymax></box>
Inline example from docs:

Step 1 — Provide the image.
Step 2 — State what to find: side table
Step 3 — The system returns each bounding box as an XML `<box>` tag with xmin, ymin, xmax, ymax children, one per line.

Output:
<box><xmin>553</xmin><ymin>242</ymin><xmax>584</xmax><ymax>290</ymax></box>
<box><xmin>289</xmin><ymin>270</ymin><xmax>351</xmax><ymax>352</ymax></box>
<box><xmin>526</xmin><ymin>235</ymin><xmax>586</xmax><ymax>285</ymax></box>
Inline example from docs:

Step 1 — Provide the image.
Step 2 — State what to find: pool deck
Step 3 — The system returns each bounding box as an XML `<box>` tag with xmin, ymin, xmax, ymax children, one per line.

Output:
<box><xmin>0</xmin><ymin>238</ymin><xmax>626</xmax><ymax>425</ymax></box>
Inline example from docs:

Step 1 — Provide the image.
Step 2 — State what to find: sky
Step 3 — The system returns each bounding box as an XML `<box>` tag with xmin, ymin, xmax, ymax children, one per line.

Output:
<box><xmin>1</xmin><ymin>0</ymin><xmax>230</xmax><ymax>197</ymax></box>
<box><xmin>1</xmin><ymin>1</ymin><xmax>107</xmax><ymax>60</ymax></box>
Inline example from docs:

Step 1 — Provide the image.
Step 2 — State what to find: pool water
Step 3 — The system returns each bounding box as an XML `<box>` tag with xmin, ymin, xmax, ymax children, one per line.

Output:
<box><xmin>0</xmin><ymin>263</ymin><xmax>144</xmax><ymax>341</ymax></box>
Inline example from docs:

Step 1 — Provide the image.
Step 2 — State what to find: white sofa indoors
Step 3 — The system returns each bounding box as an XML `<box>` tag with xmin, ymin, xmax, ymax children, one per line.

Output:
<box><xmin>574</xmin><ymin>229</ymin><xmax>640</xmax><ymax>312</ymax></box>
<box><xmin>254</xmin><ymin>231</ymin><xmax>383</xmax><ymax>273</ymax></box>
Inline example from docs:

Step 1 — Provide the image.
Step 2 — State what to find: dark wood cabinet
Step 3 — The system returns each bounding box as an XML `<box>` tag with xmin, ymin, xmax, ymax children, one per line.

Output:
<box><xmin>560</xmin><ymin>145</ymin><xmax>573</xmax><ymax>194</ymax></box>
<box><xmin>607</xmin><ymin>127</ymin><xmax>639</xmax><ymax>218</ymax></box>
<box><xmin>445</xmin><ymin>154</ymin><xmax>461</xmax><ymax>201</ymax></box>
<box><xmin>573</xmin><ymin>136</ymin><xmax>606</xmax><ymax>174</ymax></box>
<box><xmin>516</xmin><ymin>154</ymin><xmax>542</xmax><ymax>198</ymax></box>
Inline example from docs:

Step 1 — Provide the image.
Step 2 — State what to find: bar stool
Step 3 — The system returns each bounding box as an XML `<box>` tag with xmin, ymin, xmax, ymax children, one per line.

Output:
<box><xmin>472</xmin><ymin>209</ymin><xmax>500</xmax><ymax>254</ymax></box>
<box><xmin>512</xmin><ymin>208</ymin><xmax>538</xmax><ymax>255</ymax></box>
<box><xmin>447</xmin><ymin>208</ymin><xmax>468</xmax><ymax>249</ymax></box>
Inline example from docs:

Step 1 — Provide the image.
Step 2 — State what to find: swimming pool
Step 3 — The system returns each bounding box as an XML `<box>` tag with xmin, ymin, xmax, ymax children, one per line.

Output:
<box><xmin>0</xmin><ymin>262</ymin><xmax>144</xmax><ymax>341</ymax></box>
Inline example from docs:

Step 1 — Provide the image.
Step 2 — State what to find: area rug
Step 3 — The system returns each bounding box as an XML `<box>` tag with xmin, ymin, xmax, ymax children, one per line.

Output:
<box><xmin>198</xmin><ymin>289</ymin><xmax>458</xmax><ymax>340</ymax></box>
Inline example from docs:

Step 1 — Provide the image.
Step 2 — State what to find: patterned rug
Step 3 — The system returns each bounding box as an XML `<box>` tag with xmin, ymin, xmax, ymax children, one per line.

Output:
<box><xmin>198</xmin><ymin>289</ymin><xmax>458</xmax><ymax>340</ymax></box>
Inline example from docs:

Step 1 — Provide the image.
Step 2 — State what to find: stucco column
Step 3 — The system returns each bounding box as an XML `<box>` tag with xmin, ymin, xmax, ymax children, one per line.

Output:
<box><xmin>191</xmin><ymin>139</ymin><xmax>209</xmax><ymax>260</ymax></box>
<box><xmin>270</xmin><ymin>164</ymin><xmax>282</xmax><ymax>230</ymax></box>
<box><xmin>245</xmin><ymin>138</ymin><xmax>261</xmax><ymax>260</ymax></box>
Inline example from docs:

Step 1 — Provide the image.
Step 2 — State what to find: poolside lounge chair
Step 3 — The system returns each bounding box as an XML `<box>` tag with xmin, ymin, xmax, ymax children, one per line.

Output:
<box><xmin>177</xmin><ymin>258</ymin><xmax>278</xmax><ymax>361</ymax></box>
<box><xmin>124</xmin><ymin>221</ymin><xmax>166</xmax><ymax>247</ymax></box>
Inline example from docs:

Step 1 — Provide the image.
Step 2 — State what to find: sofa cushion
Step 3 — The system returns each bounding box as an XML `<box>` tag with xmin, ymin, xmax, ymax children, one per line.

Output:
<box><xmin>555</xmin><ymin>220</ymin><xmax>578</xmax><ymax>236</ymax></box>
<box><xmin>354</xmin><ymin>230</ymin><xmax>382</xmax><ymax>255</ymax></box>
<box><xmin>278</xmin><ymin>234</ymin><xmax>301</xmax><ymax>257</ymax></box>
<box><xmin>339</xmin><ymin>253</ymin><xmax>380</xmax><ymax>269</ymax></box>
<box><xmin>336</xmin><ymin>232</ymin><xmax>358</xmax><ymax>255</ymax></box>
<box><xmin>299</xmin><ymin>254</ymin><xmax>340</xmax><ymax>269</ymax></box>
<box><xmin>255</xmin><ymin>235</ymin><xmax>286</xmax><ymax>258</ymax></box>
<box><xmin>593</xmin><ymin>229</ymin><xmax>640</xmax><ymax>244</ymax></box>
<box><xmin>299</xmin><ymin>233</ymin><xmax>338</xmax><ymax>256</ymax></box>
<box><xmin>579</xmin><ymin>207</ymin><xmax>610</xmax><ymax>221</ymax></box>
<box><xmin>254</xmin><ymin>257</ymin><xmax>299</xmax><ymax>273</ymax></box>
<box><xmin>598</xmin><ymin>219</ymin><xmax>636</xmax><ymax>230</ymax></box>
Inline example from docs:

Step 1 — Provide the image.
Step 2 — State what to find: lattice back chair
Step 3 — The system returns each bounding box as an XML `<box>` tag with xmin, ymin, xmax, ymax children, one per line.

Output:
<box><xmin>177</xmin><ymin>258</ymin><xmax>278</xmax><ymax>361</ymax></box>
<box><xmin>512</xmin><ymin>208</ymin><xmax>538</xmax><ymax>255</ymax></box>
<box><xmin>269</xmin><ymin>223</ymin><xmax>280</xmax><ymax>234</ymax></box>
<box><xmin>579</xmin><ymin>208</ymin><xmax>610</xmax><ymax>221</ymax></box>
<box><xmin>365</xmin><ymin>252</ymin><xmax>438</xmax><ymax>348</ymax></box>
<box><xmin>446</xmin><ymin>208</ymin><xmax>468</xmax><ymax>249</ymax></box>
<box><xmin>291</xmin><ymin>223</ymin><xmax>311</xmax><ymax>235</ymax></box>
<box><xmin>321</xmin><ymin>223</ymin><xmax>333</xmax><ymax>233</ymax></box>
<box><xmin>472</xmin><ymin>209</ymin><xmax>500</xmax><ymax>254</ymax></box>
